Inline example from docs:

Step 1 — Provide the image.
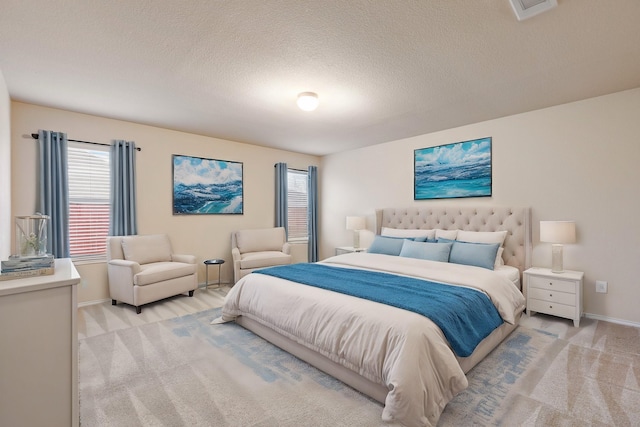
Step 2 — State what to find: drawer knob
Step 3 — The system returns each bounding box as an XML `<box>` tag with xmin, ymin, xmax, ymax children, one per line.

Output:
<box><xmin>549</xmin><ymin>282</ymin><xmax>553</xmax><ymax>286</ymax></box>
<box><xmin>549</xmin><ymin>305</ymin><xmax>553</xmax><ymax>309</ymax></box>
<box><xmin>549</xmin><ymin>293</ymin><xmax>553</xmax><ymax>297</ymax></box>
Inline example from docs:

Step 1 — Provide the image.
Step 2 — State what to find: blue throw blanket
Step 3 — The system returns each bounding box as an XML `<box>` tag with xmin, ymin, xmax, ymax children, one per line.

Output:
<box><xmin>256</xmin><ymin>263</ymin><xmax>503</xmax><ymax>357</ymax></box>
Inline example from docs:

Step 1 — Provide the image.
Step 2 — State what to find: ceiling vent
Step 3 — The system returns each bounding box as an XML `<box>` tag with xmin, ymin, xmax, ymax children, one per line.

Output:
<box><xmin>509</xmin><ymin>0</ymin><xmax>557</xmax><ymax>21</ymax></box>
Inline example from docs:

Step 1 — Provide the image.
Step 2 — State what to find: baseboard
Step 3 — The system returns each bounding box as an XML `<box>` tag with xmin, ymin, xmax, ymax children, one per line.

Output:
<box><xmin>77</xmin><ymin>284</ymin><xmax>230</xmax><ymax>308</ymax></box>
<box><xmin>584</xmin><ymin>312</ymin><xmax>640</xmax><ymax>328</ymax></box>
<box><xmin>78</xmin><ymin>298</ymin><xmax>111</xmax><ymax>308</ymax></box>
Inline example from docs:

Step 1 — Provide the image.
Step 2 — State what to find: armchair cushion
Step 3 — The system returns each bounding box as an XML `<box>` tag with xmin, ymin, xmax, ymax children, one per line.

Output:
<box><xmin>135</xmin><ymin>261</ymin><xmax>197</xmax><ymax>286</ymax></box>
<box><xmin>121</xmin><ymin>234</ymin><xmax>172</xmax><ymax>264</ymax></box>
<box><xmin>236</xmin><ymin>228</ymin><xmax>286</xmax><ymax>253</ymax></box>
<box><xmin>240</xmin><ymin>251</ymin><xmax>292</xmax><ymax>270</ymax></box>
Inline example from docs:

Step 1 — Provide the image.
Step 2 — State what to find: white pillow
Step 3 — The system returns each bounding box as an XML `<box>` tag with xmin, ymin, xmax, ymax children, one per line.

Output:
<box><xmin>435</xmin><ymin>229</ymin><xmax>458</xmax><ymax>240</ymax></box>
<box><xmin>456</xmin><ymin>230</ymin><xmax>508</xmax><ymax>247</ymax></box>
<box><xmin>381</xmin><ymin>227</ymin><xmax>435</xmax><ymax>240</ymax></box>
<box><xmin>495</xmin><ymin>247</ymin><xmax>504</xmax><ymax>268</ymax></box>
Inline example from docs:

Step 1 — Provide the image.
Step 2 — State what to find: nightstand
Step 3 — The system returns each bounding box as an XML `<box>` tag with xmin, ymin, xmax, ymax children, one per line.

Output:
<box><xmin>335</xmin><ymin>246</ymin><xmax>367</xmax><ymax>255</ymax></box>
<box><xmin>524</xmin><ymin>267</ymin><xmax>584</xmax><ymax>327</ymax></box>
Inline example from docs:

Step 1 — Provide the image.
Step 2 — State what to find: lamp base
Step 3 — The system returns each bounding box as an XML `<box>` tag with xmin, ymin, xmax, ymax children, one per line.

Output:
<box><xmin>551</xmin><ymin>244</ymin><xmax>564</xmax><ymax>273</ymax></box>
<box><xmin>353</xmin><ymin>230</ymin><xmax>360</xmax><ymax>250</ymax></box>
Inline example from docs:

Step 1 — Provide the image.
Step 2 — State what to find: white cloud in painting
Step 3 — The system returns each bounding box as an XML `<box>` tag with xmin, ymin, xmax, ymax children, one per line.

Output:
<box><xmin>174</xmin><ymin>156</ymin><xmax>242</xmax><ymax>186</ymax></box>
<box><xmin>416</xmin><ymin>139</ymin><xmax>490</xmax><ymax>167</ymax></box>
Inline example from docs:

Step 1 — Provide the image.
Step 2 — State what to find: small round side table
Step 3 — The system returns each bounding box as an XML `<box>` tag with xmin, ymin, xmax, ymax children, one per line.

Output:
<box><xmin>203</xmin><ymin>259</ymin><xmax>225</xmax><ymax>290</ymax></box>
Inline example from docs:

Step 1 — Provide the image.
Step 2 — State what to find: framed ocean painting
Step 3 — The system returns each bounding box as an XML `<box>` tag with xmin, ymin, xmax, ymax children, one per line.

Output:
<box><xmin>414</xmin><ymin>137</ymin><xmax>492</xmax><ymax>200</ymax></box>
<box><xmin>172</xmin><ymin>154</ymin><xmax>243</xmax><ymax>214</ymax></box>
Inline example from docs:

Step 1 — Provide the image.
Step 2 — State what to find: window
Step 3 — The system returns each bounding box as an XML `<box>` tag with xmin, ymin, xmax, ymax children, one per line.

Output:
<box><xmin>67</xmin><ymin>143</ymin><xmax>110</xmax><ymax>261</ymax></box>
<box><xmin>287</xmin><ymin>169</ymin><xmax>308</xmax><ymax>242</ymax></box>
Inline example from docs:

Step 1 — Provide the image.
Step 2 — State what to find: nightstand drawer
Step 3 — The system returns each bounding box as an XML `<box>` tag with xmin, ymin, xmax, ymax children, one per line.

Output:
<box><xmin>528</xmin><ymin>275</ymin><xmax>576</xmax><ymax>293</ymax></box>
<box><xmin>529</xmin><ymin>288</ymin><xmax>576</xmax><ymax>305</ymax></box>
<box><xmin>528</xmin><ymin>298</ymin><xmax>576</xmax><ymax>319</ymax></box>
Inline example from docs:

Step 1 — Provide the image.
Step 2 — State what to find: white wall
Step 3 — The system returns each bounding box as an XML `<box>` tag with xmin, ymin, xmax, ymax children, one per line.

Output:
<box><xmin>320</xmin><ymin>88</ymin><xmax>640</xmax><ymax>325</ymax></box>
<box><xmin>0</xmin><ymin>70</ymin><xmax>10</xmax><ymax>260</ymax></box>
<box><xmin>11</xmin><ymin>102</ymin><xmax>319</xmax><ymax>303</ymax></box>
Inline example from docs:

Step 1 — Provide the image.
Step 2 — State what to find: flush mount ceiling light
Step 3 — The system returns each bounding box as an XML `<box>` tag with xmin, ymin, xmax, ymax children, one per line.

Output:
<box><xmin>297</xmin><ymin>92</ymin><xmax>319</xmax><ymax>111</ymax></box>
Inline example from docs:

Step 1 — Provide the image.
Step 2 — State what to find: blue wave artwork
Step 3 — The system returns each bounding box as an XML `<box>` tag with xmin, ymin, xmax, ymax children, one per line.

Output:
<box><xmin>173</xmin><ymin>155</ymin><xmax>243</xmax><ymax>214</ymax></box>
<box><xmin>414</xmin><ymin>137</ymin><xmax>492</xmax><ymax>200</ymax></box>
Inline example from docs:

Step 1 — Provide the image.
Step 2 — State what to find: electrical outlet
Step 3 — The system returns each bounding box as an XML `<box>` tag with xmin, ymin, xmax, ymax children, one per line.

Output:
<box><xmin>595</xmin><ymin>280</ymin><xmax>608</xmax><ymax>293</ymax></box>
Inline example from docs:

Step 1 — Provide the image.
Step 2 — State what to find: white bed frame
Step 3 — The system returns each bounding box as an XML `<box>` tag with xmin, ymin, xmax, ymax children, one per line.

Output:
<box><xmin>237</xmin><ymin>205</ymin><xmax>531</xmax><ymax>405</ymax></box>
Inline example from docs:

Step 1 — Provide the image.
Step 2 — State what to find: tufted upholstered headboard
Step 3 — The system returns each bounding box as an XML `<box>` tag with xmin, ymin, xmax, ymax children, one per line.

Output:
<box><xmin>375</xmin><ymin>206</ymin><xmax>531</xmax><ymax>280</ymax></box>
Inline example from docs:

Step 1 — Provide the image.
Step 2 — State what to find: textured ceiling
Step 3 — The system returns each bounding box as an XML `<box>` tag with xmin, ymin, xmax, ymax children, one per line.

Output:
<box><xmin>1</xmin><ymin>0</ymin><xmax>640</xmax><ymax>156</ymax></box>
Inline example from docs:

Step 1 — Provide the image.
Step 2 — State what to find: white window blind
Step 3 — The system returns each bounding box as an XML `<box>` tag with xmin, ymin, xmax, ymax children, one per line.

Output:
<box><xmin>287</xmin><ymin>169</ymin><xmax>308</xmax><ymax>241</ymax></box>
<box><xmin>67</xmin><ymin>144</ymin><xmax>110</xmax><ymax>261</ymax></box>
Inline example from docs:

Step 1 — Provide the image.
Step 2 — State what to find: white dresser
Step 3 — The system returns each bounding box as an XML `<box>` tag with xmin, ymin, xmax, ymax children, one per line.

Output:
<box><xmin>0</xmin><ymin>258</ymin><xmax>80</xmax><ymax>427</ymax></box>
<box><xmin>524</xmin><ymin>267</ymin><xmax>584</xmax><ymax>327</ymax></box>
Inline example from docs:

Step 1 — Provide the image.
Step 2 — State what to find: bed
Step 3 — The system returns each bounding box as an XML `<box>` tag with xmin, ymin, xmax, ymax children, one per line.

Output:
<box><xmin>216</xmin><ymin>206</ymin><xmax>531</xmax><ymax>427</ymax></box>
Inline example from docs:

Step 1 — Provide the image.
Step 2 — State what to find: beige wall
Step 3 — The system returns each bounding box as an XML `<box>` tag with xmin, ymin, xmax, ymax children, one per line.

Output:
<box><xmin>10</xmin><ymin>102</ymin><xmax>319</xmax><ymax>303</ymax></box>
<box><xmin>0</xmin><ymin>70</ymin><xmax>10</xmax><ymax>260</ymax></box>
<box><xmin>9</xmin><ymin>89</ymin><xmax>640</xmax><ymax>325</ymax></box>
<box><xmin>320</xmin><ymin>88</ymin><xmax>640</xmax><ymax>325</ymax></box>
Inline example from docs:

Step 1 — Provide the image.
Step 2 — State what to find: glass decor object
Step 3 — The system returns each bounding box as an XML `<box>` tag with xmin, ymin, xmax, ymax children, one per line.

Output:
<box><xmin>15</xmin><ymin>214</ymin><xmax>49</xmax><ymax>258</ymax></box>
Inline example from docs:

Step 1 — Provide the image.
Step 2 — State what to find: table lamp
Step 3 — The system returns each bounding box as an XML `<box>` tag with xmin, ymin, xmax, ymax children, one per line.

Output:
<box><xmin>346</xmin><ymin>216</ymin><xmax>366</xmax><ymax>249</ymax></box>
<box><xmin>540</xmin><ymin>220</ymin><xmax>576</xmax><ymax>273</ymax></box>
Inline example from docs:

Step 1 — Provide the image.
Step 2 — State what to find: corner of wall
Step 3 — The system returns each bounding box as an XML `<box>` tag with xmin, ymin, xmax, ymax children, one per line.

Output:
<box><xmin>0</xmin><ymin>68</ymin><xmax>11</xmax><ymax>260</ymax></box>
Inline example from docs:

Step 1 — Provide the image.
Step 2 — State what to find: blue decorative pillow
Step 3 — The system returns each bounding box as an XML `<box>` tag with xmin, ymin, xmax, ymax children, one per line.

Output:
<box><xmin>399</xmin><ymin>240</ymin><xmax>453</xmax><ymax>262</ymax></box>
<box><xmin>367</xmin><ymin>236</ymin><xmax>407</xmax><ymax>256</ymax></box>
<box><xmin>439</xmin><ymin>239</ymin><xmax>500</xmax><ymax>270</ymax></box>
<box><xmin>437</xmin><ymin>238</ymin><xmax>455</xmax><ymax>244</ymax></box>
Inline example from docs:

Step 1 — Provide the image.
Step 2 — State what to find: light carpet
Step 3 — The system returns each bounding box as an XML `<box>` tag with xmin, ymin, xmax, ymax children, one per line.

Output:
<box><xmin>79</xmin><ymin>303</ymin><xmax>640</xmax><ymax>426</ymax></box>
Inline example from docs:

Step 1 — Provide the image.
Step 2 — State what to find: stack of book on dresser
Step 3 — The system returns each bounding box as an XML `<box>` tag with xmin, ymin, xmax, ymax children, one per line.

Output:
<box><xmin>0</xmin><ymin>254</ymin><xmax>55</xmax><ymax>281</ymax></box>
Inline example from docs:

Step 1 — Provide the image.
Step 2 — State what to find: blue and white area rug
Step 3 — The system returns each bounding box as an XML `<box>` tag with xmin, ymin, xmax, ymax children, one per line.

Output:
<box><xmin>79</xmin><ymin>308</ymin><xmax>640</xmax><ymax>426</ymax></box>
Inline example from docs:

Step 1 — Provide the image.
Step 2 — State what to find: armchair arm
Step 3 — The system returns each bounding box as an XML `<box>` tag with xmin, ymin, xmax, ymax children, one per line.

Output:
<box><xmin>108</xmin><ymin>259</ymin><xmax>141</xmax><ymax>275</ymax></box>
<box><xmin>107</xmin><ymin>259</ymin><xmax>141</xmax><ymax>305</ymax></box>
<box><xmin>232</xmin><ymin>247</ymin><xmax>241</xmax><ymax>262</ymax></box>
<box><xmin>172</xmin><ymin>254</ymin><xmax>196</xmax><ymax>264</ymax></box>
<box><xmin>232</xmin><ymin>247</ymin><xmax>241</xmax><ymax>284</ymax></box>
<box><xmin>282</xmin><ymin>242</ymin><xmax>292</xmax><ymax>255</ymax></box>
<box><xmin>107</xmin><ymin>259</ymin><xmax>140</xmax><ymax>288</ymax></box>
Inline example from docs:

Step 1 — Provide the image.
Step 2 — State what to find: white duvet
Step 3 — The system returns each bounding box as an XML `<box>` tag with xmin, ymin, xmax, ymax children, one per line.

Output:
<box><xmin>218</xmin><ymin>253</ymin><xmax>525</xmax><ymax>427</ymax></box>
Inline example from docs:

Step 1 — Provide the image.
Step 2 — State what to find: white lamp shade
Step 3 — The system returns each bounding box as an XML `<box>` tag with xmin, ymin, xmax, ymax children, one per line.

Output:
<box><xmin>540</xmin><ymin>221</ymin><xmax>576</xmax><ymax>244</ymax></box>
<box><xmin>297</xmin><ymin>92</ymin><xmax>319</xmax><ymax>111</ymax></box>
<box><xmin>346</xmin><ymin>216</ymin><xmax>366</xmax><ymax>230</ymax></box>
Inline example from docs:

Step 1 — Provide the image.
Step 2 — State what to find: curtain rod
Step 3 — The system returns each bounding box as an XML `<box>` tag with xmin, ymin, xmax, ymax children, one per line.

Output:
<box><xmin>274</xmin><ymin>164</ymin><xmax>307</xmax><ymax>172</ymax></box>
<box><xmin>30</xmin><ymin>133</ymin><xmax>142</xmax><ymax>151</ymax></box>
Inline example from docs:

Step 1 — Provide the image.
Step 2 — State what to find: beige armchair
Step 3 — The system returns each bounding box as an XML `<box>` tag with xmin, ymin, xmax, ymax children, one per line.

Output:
<box><xmin>107</xmin><ymin>234</ymin><xmax>198</xmax><ymax>314</ymax></box>
<box><xmin>231</xmin><ymin>227</ymin><xmax>293</xmax><ymax>283</ymax></box>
